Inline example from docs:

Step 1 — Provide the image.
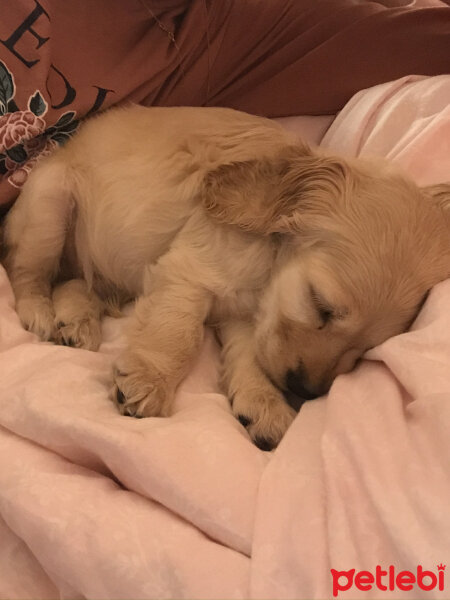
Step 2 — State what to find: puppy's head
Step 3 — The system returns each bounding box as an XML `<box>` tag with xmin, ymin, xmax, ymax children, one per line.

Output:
<box><xmin>202</xmin><ymin>145</ymin><xmax>450</xmax><ymax>398</ymax></box>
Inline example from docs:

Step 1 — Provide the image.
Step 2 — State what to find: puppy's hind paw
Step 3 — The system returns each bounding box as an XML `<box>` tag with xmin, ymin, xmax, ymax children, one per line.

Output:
<box><xmin>16</xmin><ymin>295</ymin><xmax>55</xmax><ymax>341</ymax></box>
<box><xmin>55</xmin><ymin>317</ymin><xmax>101</xmax><ymax>351</ymax></box>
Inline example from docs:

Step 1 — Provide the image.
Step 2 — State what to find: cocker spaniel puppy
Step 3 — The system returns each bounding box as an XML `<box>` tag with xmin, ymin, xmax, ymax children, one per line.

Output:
<box><xmin>3</xmin><ymin>106</ymin><xmax>450</xmax><ymax>449</ymax></box>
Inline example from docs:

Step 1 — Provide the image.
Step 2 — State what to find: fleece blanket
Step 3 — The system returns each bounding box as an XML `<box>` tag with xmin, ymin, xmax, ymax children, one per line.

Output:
<box><xmin>0</xmin><ymin>76</ymin><xmax>449</xmax><ymax>600</ymax></box>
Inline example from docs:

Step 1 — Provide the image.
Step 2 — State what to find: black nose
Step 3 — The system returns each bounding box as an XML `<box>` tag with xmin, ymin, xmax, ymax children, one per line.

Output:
<box><xmin>285</xmin><ymin>368</ymin><xmax>320</xmax><ymax>401</ymax></box>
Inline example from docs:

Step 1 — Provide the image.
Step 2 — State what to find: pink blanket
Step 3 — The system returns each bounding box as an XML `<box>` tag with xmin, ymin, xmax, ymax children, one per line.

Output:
<box><xmin>1</xmin><ymin>76</ymin><xmax>449</xmax><ymax>600</ymax></box>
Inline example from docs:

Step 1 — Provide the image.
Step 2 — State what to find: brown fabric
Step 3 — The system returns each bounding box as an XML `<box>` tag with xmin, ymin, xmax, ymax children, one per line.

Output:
<box><xmin>199</xmin><ymin>1</ymin><xmax>450</xmax><ymax>116</ymax></box>
<box><xmin>0</xmin><ymin>0</ymin><xmax>449</xmax><ymax>211</ymax></box>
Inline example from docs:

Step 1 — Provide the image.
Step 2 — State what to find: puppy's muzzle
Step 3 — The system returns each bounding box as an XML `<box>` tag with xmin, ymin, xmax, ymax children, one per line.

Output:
<box><xmin>285</xmin><ymin>367</ymin><xmax>326</xmax><ymax>401</ymax></box>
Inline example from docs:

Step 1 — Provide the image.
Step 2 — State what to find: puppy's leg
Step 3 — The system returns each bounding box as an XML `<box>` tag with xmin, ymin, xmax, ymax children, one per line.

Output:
<box><xmin>4</xmin><ymin>159</ymin><xmax>72</xmax><ymax>341</ymax></box>
<box><xmin>113</xmin><ymin>276</ymin><xmax>212</xmax><ymax>418</ymax></box>
<box><xmin>53</xmin><ymin>279</ymin><xmax>104</xmax><ymax>351</ymax></box>
<box><xmin>220</xmin><ymin>320</ymin><xmax>296</xmax><ymax>451</ymax></box>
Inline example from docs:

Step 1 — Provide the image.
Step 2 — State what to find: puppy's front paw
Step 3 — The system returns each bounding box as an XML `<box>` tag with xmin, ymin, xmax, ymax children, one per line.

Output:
<box><xmin>232</xmin><ymin>387</ymin><xmax>296</xmax><ymax>451</ymax></box>
<box><xmin>16</xmin><ymin>295</ymin><xmax>55</xmax><ymax>341</ymax></box>
<box><xmin>112</xmin><ymin>352</ymin><xmax>173</xmax><ymax>418</ymax></box>
<box><xmin>55</xmin><ymin>317</ymin><xmax>101</xmax><ymax>351</ymax></box>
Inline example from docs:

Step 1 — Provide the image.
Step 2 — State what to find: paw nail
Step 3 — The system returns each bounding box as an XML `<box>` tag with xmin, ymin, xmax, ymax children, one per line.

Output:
<box><xmin>254</xmin><ymin>436</ymin><xmax>275</xmax><ymax>452</ymax></box>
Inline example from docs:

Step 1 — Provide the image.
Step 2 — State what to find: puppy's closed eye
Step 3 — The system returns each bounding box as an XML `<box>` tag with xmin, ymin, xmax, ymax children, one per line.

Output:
<box><xmin>310</xmin><ymin>286</ymin><xmax>334</xmax><ymax>329</ymax></box>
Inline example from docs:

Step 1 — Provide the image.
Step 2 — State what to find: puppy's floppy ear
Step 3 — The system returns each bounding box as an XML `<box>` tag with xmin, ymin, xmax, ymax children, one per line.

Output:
<box><xmin>422</xmin><ymin>182</ymin><xmax>450</xmax><ymax>212</ymax></box>
<box><xmin>201</xmin><ymin>144</ymin><xmax>348</xmax><ymax>235</ymax></box>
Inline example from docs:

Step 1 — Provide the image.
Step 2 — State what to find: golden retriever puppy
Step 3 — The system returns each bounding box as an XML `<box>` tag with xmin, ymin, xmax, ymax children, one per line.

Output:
<box><xmin>3</xmin><ymin>106</ymin><xmax>450</xmax><ymax>450</ymax></box>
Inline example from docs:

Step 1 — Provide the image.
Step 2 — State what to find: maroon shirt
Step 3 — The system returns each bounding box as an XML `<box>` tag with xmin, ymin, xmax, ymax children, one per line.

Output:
<box><xmin>0</xmin><ymin>0</ymin><xmax>449</xmax><ymax>212</ymax></box>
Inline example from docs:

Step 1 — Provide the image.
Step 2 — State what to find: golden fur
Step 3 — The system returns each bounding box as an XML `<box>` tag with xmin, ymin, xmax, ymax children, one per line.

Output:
<box><xmin>3</xmin><ymin>105</ymin><xmax>450</xmax><ymax>449</ymax></box>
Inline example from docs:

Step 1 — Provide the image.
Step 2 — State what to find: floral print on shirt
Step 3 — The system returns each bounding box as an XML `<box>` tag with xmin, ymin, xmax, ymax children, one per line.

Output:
<box><xmin>0</xmin><ymin>60</ymin><xmax>79</xmax><ymax>188</ymax></box>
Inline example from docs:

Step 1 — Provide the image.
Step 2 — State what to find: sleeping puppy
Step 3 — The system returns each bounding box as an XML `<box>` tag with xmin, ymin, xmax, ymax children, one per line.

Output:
<box><xmin>3</xmin><ymin>106</ymin><xmax>450</xmax><ymax>449</ymax></box>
